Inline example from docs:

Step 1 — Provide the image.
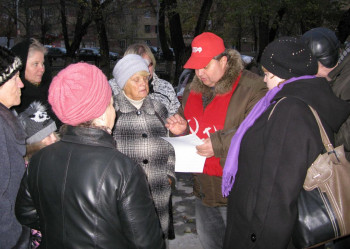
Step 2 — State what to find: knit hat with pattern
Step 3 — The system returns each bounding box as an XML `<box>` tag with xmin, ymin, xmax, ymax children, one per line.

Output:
<box><xmin>0</xmin><ymin>46</ymin><xmax>22</xmax><ymax>86</ymax></box>
<box><xmin>18</xmin><ymin>101</ymin><xmax>57</xmax><ymax>144</ymax></box>
<box><xmin>261</xmin><ymin>36</ymin><xmax>318</xmax><ymax>79</ymax></box>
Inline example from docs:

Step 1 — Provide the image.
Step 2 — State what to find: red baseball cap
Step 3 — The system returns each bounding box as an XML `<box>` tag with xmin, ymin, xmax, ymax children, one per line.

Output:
<box><xmin>184</xmin><ymin>32</ymin><xmax>225</xmax><ymax>69</ymax></box>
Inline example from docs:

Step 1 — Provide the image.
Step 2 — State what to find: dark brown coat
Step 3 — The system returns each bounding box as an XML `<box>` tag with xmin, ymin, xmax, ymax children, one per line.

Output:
<box><xmin>178</xmin><ymin>49</ymin><xmax>267</xmax><ymax>206</ymax></box>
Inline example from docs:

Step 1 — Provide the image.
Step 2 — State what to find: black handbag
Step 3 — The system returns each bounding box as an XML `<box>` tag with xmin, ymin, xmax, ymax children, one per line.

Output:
<box><xmin>292</xmin><ymin>105</ymin><xmax>350</xmax><ymax>249</ymax></box>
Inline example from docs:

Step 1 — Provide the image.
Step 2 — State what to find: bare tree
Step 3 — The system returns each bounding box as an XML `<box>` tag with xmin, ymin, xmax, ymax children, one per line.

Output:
<box><xmin>91</xmin><ymin>0</ymin><xmax>113</xmax><ymax>76</ymax></box>
<box><xmin>338</xmin><ymin>7</ymin><xmax>350</xmax><ymax>44</ymax></box>
<box><xmin>59</xmin><ymin>0</ymin><xmax>113</xmax><ymax>75</ymax></box>
<box><xmin>0</xmin><ymin>0</ymin><xmax>16</xmax><ymax>46</ymax></box>
<box><xmin>60</xmin><ymin>0</ymin><xmax>93</xmax><ymax>63</ymax></box>
<box><xmin>160</xmin><ymin>0</ymin><xmax>213</xmax><ymax>84</ymax></box>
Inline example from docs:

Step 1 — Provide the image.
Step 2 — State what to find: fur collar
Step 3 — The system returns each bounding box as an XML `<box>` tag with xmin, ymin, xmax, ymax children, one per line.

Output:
<box><xmin>189</xmin><ymin>49</ymin><xmax>244</xmax><ymax>99</ymax></box>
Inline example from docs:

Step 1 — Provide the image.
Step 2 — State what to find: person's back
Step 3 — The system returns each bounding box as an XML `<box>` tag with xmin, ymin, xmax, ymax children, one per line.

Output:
<box><xmin>15</xmin><ymin>62</ymin><xmax>165</xmax><ymax>249</ymax></box>
<box><xmin>16</xmin><ymin>125</ymin><xmax>165</xmax><ymax>249</ymax></box>
<box><xmin>302</xmin><ymin>27</ymin><xmax>350</xmax><ymax>162</ymax></box>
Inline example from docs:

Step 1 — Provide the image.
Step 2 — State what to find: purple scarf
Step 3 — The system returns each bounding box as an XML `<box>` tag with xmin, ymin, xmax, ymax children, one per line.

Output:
<box><xmin>221</xmin><ymin>75</ymin><xmax>315</xmax><ymax>197</ymax></box>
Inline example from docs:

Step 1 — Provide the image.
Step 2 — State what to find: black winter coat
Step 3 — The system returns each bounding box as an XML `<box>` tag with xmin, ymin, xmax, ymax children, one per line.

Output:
<box><xmin>15</xmin><ymin>126</ymin><xmax>165</xmax><ymax>249</ymax></box>
<box><xmin>223</xmin><ymin>78</ymin><xmax>350</xmax><ymax>249</ymax></box>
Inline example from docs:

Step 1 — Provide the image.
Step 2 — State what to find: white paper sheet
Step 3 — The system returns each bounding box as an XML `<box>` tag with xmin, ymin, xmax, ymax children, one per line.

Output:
<box><xmin>161</xmin><ymin>134</ymin><xmax>206</xmax><ymax>173</ymax></box>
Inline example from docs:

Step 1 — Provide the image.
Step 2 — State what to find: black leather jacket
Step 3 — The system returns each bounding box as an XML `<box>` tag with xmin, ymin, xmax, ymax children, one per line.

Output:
<box><xmin>15</xmin><ymin>126</ymin><xmax>165</xmax><ymax>249</ymax></box>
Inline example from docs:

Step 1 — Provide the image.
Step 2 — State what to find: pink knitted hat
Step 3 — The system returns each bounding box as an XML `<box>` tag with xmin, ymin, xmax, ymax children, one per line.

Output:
<box><xmin>48</xmin><ymin>63</ymin><xmax>112</xmax><ymax>126</ymax></box>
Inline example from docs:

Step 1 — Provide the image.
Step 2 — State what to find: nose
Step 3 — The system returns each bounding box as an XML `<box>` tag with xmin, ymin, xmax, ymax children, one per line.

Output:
<box><xmin>18</xmin><ymin>78</ymin><xmax>24</xmax><ymax>88</ymax></box>
<box><xmin>196</xmin><ymin>68</ymin><xmax>204</xmax><ymax>77</ymax></box>
<box><xmin>263</xmin><ymin>75</ymin><xmax>268</xmax><ymax>83</ymax></box>
<box><xmin>141</xmin><ymin>77</ymin><xmax>148</xmax><ymax>86</ymax></box>
<box><xmin>39</xmin><ymin>63</ymin><xmax>45</xmax><ymax>72</ymax></box>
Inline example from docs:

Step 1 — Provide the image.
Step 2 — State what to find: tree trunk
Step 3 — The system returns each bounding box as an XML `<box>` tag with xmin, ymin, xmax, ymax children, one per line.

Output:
<box><xmin>337</xmin><ymin>8</ymin><xmax>350</xmax><ymax>44</ymax></box>
<box><xmin>164</xmin><ymin>0</ymin><xmax>213</xmax><ymax>85</ymax></box>
<box><xmin>40</xmin><ymin>0</ymin><xmax>45</xmax><ymax>44</ymax></box>
<box><xmin>257</xmin><ymin>15</ymin><xmax>269</xmax><ymax>62</ymax></box>
<box><xmin>194</xmin><ymin>0</ymin><xmax>213</xmax><ymax>36</ymax></box>
<box><xmin>60</xmin><ymin>0</ymin><xmax>92</xmax><ymax>64</ymax></box>
<box><xmin>24</xmin><ymin>0</ymin><xmax>31</xmax><ymax>38</ymax></box>
<box><xmin>268</xmin><ymin>6</ymin><xmax>286</xmax><ymax>43</ymax></box>
<box><xmin>92</xmin><ymin>0</ymin><xmax>112</xmax><ymax>77</ymax></box>
<box><xmin>159</xmin><ymin>1</ymin><xmax>173</xmax><ymax>61</ymax></box>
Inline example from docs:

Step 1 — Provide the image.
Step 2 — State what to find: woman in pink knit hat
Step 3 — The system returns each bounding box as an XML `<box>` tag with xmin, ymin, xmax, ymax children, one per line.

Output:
<box><xmin>15</xmin><ymin>62</ymin><xmax>165</xmax><ymax>249</ymax></box>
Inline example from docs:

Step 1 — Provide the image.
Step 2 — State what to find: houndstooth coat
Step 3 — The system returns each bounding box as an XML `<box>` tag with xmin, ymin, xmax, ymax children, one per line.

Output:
<box><xmin>113</xmin><ymin>93</ymin><xmax>175</xmax><ymax>237</ymax></box>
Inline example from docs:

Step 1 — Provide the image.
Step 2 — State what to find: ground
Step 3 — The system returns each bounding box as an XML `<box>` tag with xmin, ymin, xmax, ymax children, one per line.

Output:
<box><xmin>169</xmin><ymin>173</ymin><xmax>203</xmax><ymax>249</ymax></box>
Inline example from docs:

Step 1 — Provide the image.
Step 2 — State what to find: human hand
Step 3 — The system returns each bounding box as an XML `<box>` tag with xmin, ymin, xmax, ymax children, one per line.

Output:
<box><xmin>196</xmin><ymin>137</ymin><xmax>214</xmax><ymax>158</ymax></box>
<box><xmin>165</xmin><ymin>114</ymin><xmax>187</xmax><ymax>135</ymax></box>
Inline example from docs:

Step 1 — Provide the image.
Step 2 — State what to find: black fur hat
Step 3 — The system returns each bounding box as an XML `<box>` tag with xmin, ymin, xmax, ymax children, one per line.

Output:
<box><xmin>0</xmin><ymin>46</ymin><xmax>22</xmax><ymax>86</ymax></box>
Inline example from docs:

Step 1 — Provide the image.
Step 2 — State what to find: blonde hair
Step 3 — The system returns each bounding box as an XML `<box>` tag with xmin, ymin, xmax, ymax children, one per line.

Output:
<box><xmin>124</xmin><ymin>43</ymin><xmax>156</xmax><ymax>69</ymax></box>
<box><xmin>28</xmin><ymin>38</ymin><xmax>47</xmax><ymax>57</ymax></box>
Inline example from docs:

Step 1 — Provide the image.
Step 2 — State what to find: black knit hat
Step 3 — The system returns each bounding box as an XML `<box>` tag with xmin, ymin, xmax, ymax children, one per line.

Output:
<box><xmin>301</xmin><ymin>27</ymin><xmax>340</xmax><ymax>68</ymax></box>
<box><xmin>0</xmin><ymin>46</ymin><xmax>22</xmax><ymax>86</ymax></box>
<box><xmin>18</xmin><ymin>101</ymin><xmax>57</xmax><ymax>144</ymax></box>
<box><xmin>261</xmin><ymin>37</ymin><xmax>318</xmax><ymax>79</ymax></box>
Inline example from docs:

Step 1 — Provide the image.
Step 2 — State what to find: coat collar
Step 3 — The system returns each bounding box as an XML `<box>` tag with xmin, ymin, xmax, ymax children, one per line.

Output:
<box><xmin>60</xmin><ymin>125</ymin><xmax>115</xmax><ymax>149</ymax></box>
<box><xmin>115</xmin><ymin>92</ymin><xmax>156</xmax><ymax>115</ymax></box>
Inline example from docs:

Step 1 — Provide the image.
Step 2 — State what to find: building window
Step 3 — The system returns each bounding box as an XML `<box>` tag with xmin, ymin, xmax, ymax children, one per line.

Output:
<box><xmin>44</xmin><ymin>7</ymin><xmax>54</xmax><ymax>18</ymax></box>
<box><xmin>155</xmin><ymin>25</ymin><xmax>158</xmax><ymax>33</ymax></box>
<box><xmin>31</xmin><ymin>9</ymin><xmax>41</xmax><ymax>18</ymax></box>
<box><xmin>145</xmin><ymin>40</ymin><xmax>151</xmax><ymax>46</ymax></box>
<box><xmin>145</xmin><ymin>25</ymin><xmax>151</xmax><ymax>33</ymax></box>
<box><xmin>132</xmin><ymin>15</ymin><xmax>138</xmax><ymax>24</ymax></box>
<box><xmin>144</xmin><ymin>11</ymin><xmax>151</xmax><ymax>18</ymax></box>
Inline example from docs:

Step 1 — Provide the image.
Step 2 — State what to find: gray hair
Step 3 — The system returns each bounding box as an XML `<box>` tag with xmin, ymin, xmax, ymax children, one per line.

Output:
<box><xmin>28</xmin><ymin>38</ymin><xmax>47</xmax><ymax>57</ymax></box>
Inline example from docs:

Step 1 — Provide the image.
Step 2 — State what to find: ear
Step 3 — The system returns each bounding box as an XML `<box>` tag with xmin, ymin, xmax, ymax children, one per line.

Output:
<box><xmin>93</xmin><ymin>111</ymin><xmax>107</xmax><ymax>127</ymax></box>
<box><xmin>100</xmin><ymin>112</ymin><xmax>106</xmax><ymax>121</ymax></box>
<box><xmin>219</xmin><ymin>56</ymin><xmax>228</xmax><ymax>68</ymax></box>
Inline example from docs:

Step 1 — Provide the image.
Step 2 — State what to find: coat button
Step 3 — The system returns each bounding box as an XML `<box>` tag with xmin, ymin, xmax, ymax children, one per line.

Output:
<box><xmin>251</xmin><ymin>233</ymin><xmax>256</xmax><ymax>242</ymax></box>
<box><xmin>142</xmin><ymin>133</ymin><xmax>148</xmax><ymax>138</ymax></box>
<box><xmin>136</xmin><ymin>110</ymin><xmax>141</xmax><ymax>115</ymax></box>
<box><xmin>143</xmin><ymin>159</ymin><xmax>149</xmax><ymax>164</ymax></box>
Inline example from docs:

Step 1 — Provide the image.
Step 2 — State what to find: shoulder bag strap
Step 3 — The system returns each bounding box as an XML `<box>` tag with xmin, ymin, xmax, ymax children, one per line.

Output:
<box><xmin>268</xmin><ymin>97</ymin><xmax>338</xmax><ymax>162</ymax></box>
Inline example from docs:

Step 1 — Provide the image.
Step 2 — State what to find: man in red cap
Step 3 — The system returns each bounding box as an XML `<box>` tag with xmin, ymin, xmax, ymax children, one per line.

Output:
<box><xmin>166</xmin><ymin>32</ymin><xmax>267</xmax><ymax>249</ymax></box>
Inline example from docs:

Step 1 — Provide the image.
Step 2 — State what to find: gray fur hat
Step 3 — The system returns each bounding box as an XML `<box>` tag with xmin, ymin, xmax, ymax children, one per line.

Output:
<box><xmin>18</xmin><ymin>101</ymin><xmax>57</xmax><ymax>144</ymax></box>
<box><xmin>112</xmin><ymin>54</ymin><xmax>149</xmax><ymax>89</ymax></box>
